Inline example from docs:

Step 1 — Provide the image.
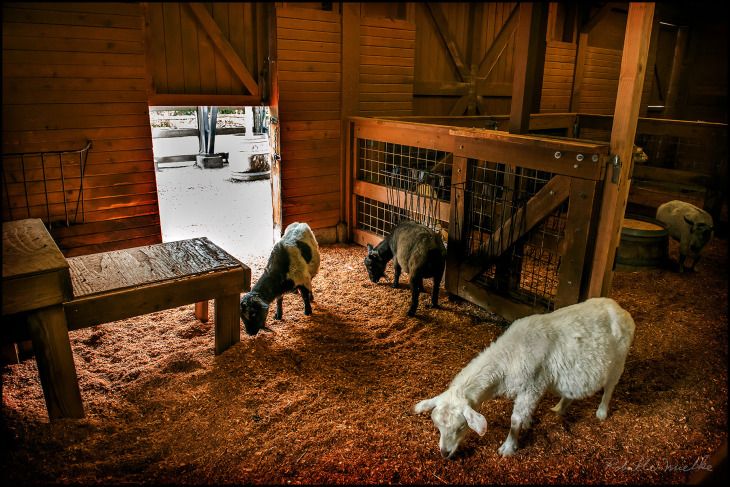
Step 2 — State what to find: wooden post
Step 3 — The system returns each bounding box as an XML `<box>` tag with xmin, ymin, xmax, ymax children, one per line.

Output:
<box><xmin>663</xmin><ymin>26</ymin><xmax>689</xmax><ymax>118</ymax></box>
<box><xmin>341</xmin><ymin>3</ymin><xmax>360</xmax><ymax>240</ymax></box>
<box><xmin>194</xmin><ymin>300</ymin><xmax>209</xmax><ymax>322</ymax></box>
<box><xmin>587</xmin><ymin>2</ymin><xmax>655</xmax><ymax>298</ymax></box>
<box><xmin>569</xmin><ymin>32</ymin><xmax>589</xmax><ymax>112</ymax></box>
<box><xmin>214</xmin><ymin>294</ymin><xmax>240</xmax><ymax>355</ymax></box>
<box><xmin>27</xmin><ymin>305</ymin><xmax>84</xmax><ymax>420</ymax></box>
<box><xmin>445</xmin><ymin>156</ymin><xmax>469</xmax><ymax>296</ymax></box>
<box><xmin>509</xmin><ymin>2</ymin><xmax>548</xmax><ymax>134</ymax></box>
<box><xmin>267</xmin><ymin>3</ymin><xmax>283</xmax><ymax>240</ymax></box>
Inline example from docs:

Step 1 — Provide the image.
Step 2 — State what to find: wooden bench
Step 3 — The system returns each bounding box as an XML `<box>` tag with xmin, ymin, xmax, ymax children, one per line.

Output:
<box><xmin>64</xmin><ymin>237</ymin><xmax>250</xmax><ymax>355</ymax></box>
<box><xmin>2</xmin><ymin>231</ymin><xmax>250</xmax><ymax>420</ymax></box>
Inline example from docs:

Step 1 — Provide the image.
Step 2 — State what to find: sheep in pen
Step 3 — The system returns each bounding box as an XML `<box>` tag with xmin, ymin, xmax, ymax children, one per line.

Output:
<box><xmin>374</xmin><ymin>148</ymin><xmax>569</xmax><ymax>310</ymax></box>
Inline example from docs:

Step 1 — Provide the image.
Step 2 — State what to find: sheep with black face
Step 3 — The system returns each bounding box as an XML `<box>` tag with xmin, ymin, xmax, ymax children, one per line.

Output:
<box><xmin>363</xmin><ymin>220</ymin><xmax>447</xmax><ymax>316</ymax></box>
<box><xmin>240</xmin><ymin>222</ymin><xmax>320</xmax><ymax>335</ymax></box>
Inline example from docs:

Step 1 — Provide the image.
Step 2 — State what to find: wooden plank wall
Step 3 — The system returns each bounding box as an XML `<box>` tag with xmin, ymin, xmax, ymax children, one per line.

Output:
<box><xmin>145</xmin><ymin>2</ymin><xmax>263</xmax><ymax>103</ymax></box>
<box><xmin>413</xmin><ymin>2</ymin><xmax>517</xmax><ymax>116</ymax></box>
<box><xmin>359</xmin><ymin>16</ymin><xmax>415</xmax><ymax>116</ymax></box>
<box><xmin>276</xmin><ymin>6</ymin><xmax>342</xmax><ymax>231</ymax></box>
<box><xmin>576</xmin><ymin>46</ymin><xmax>622</xmax><ymax>115</ymax></box>
<box><xmin>539</xmin><ymin>40</ymin><xmax>576</xmax><ymax>113</ymax></box>
<box><xmin>2</xmin><ymin>2</ymin><xmax>161</xmax><ymax>257</ymax></box>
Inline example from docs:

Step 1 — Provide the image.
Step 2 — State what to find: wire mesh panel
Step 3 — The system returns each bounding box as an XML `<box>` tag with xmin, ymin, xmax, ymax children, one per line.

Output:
<box><xmin>2</xmin><ymin>142</ymin><xmax>91</xmax><ymax>228</ymax></box>
<box><xmin>357</xmin><ymin>138</ymin><xmax>452</xmax><ymax>236</ymax></box>
<box><xmin>459</xmin><ymin>160</ymin><xmax>568</xmax><ymax>310</ymax></box>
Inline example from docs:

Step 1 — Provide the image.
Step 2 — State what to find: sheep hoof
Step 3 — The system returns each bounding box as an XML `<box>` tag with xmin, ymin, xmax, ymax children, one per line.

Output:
<box><xmin>407</xmin><ymin>309</ymin><xmax>417</xmax><ymax>317</ymax></box>
<box><xmin>274</xmin><ymin>313</ymin><xmax>283</xmax><ymax>320</ymax></box>
<box><xmin>596</xmin><ymin>408</ymin><xmax>608</xmax><ymax>421</ymax></box>
<box><xmin>304</xmin><ymin>309</ymin><xmax>312</xmax><ymax>316</ymax></box>
<box><xmin>498</xmin><ymin>443</ymin><xmax>516</xmax><ymax>457</ymax></box>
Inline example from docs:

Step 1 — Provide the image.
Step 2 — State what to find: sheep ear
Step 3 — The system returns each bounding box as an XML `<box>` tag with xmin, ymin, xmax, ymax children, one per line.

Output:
<box><xmin>462</xmin><ymin>405</ymin><xmax>487</xmax><ymax>436</ymax></box>
<box><xmin>684</xmin><ymin>216</ymin><xmax>694</xmax><ymax>227</ymax></box>
<box><xmin>414</xmin><ymin>396</ymin><xmax>440</xmax><ymax>414</ymax></box>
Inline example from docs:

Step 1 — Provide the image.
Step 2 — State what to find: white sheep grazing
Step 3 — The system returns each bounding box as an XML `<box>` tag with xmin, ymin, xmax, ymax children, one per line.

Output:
<box><xmin>414</xmin><ymin>297</ymin><xmax>635</xmax><ymax>458</ymax></box>
<box><xmin>655</xmin><ymin>200</ymin><xmax>714</xmax><ymax>272</ymax></box>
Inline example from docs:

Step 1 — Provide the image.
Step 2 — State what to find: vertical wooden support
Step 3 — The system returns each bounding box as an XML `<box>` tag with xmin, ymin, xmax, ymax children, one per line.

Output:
<box><xmin>345</xmin><ymin>121</ymin><xmax>357</xmax><ymax>240</ymax></box>
<box><xmin>509</xmin><ymin>2</ymin><xmax>548</xmax><ymax>134</ymax></box>
<box><xmin>663</xmin><ymin>26</ymin><xmax>689</xmax><ymax>118</ymax></box>
<box><xmin>555</xmin><ymin>178</ymin><xmax>599</xmax><ymax>308</ymax></box>
<box><xmin>194</xmin><ymin>300</ymin><xmax>209</xmax><ymax>322</ymax></box>
<box><xmin>341</xmin><ymin>3</ymin><xmax>360</xmax><ymax>239</ymax></box>
<box><xmin>267</xmin><ymin>3</ymin><xmax>283</xmax><ymax>240</ymax></box>
<box><xmin>214</xmin><ymin>294</ymin><xmax>240</xmax><ymax>355</ymax></box>
<box><xmin>27</xmin><ymin>305</ymin><xmax>84</xmax><ymax>420</ymax></box>
<box><xmin>445</xmin><ymin>156</ymin><xmax>469</xmax><ymax>296</ymax></box>
<box><xmin>569</xmin><ymin>32</ymin><xmax>589</xmax><ymax>113</ymax></box>
<box><xmin>588</xmin><ymin>2</ymin><xmax>655</xmax><ymax>298</ymax></box>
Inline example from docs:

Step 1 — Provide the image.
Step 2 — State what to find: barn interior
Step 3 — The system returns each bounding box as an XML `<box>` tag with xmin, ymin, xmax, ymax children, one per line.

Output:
<box><xmin>1</xmin><ymin>2</ymin><xmax>727</xmax><ymax>484</ymax></box>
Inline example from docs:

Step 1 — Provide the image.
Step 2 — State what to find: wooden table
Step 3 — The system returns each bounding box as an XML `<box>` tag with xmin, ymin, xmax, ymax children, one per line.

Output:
<box><xmin>2</xmin><ymin>219</ymin><xmax>84</xmax><ymax>419</ymax></box>
<box><xmin>3</xmin><ymin>221</ymin><xmax>251</xmax><ymax>421</ymax></box>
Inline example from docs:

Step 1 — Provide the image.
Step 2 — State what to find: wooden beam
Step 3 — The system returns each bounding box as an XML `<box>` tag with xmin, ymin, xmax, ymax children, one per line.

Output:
<box><xmin>352</xmin><ymin>180</ymin><xmax>451</xmax><ymax>223</ymax></box>
<box><xmin>476</xmin><ymin>4</ymin><xmax>519</xmax><ymax>79</ymax></box>
<box><xmin>187</xmin><ymin>3</ymin><xmax>260</xmax><ymax>96</ymax></box>
<box><xmin>463</xmin><ymin>175</ymin><xmax>570</xmax><ymax>282</ymax></box>
<box><xmin>148</xmin><ymin>93</ymin><xmax>261</xmax><ymax>107</ymax></box>
<box><xmin>341</xmin><ymin>3</ymin><xmax>360</xmax><ymax>226</ymax></box>
<box><xmin>413</xmin><ymin>81</ymin><xmax>470</xmax><ymax>96</ymax></box>
<box><xmin>587</xmin><ymin>2</ymin><xmax>655</xmax><ymax>298</ymax></box>
<box><xmin>449</xmin><ymin>94</ymin><xmax>471</xmax><ymax>116</ymax></box>
<box><xmin>569</xmin><ymin>32</ymin><xmax>589</xmax><ymax>112</ymax></box>
<box><xmin>509</xmin><ymin>2</ymin><xmax>548</xmax><ymax>134</ymax></box>
<box><xmin>581</xmin><ymin>3</ymin><xmax>613</xmax><ymax>33</ymax></box>
<box><xmin>425</xmin><ymin>2</ymin><xmax>469</xmax><ymax>81</ymax></box>
<box><xmin>445</xmin><ymin>156</ymin><xmax>469</xmax><ymax>296</ymax></box>
<box><xmin>663</xmin><ymin>25</ymin><xmax>689</xmax><ymax>118</ymax></box>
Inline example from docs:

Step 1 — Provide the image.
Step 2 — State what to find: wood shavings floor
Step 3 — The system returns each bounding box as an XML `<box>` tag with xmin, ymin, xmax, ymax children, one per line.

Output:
<box><xmin>1</xmin><ymin>238</ymin><xmax>727</xmax><ymax>484</ymax></box>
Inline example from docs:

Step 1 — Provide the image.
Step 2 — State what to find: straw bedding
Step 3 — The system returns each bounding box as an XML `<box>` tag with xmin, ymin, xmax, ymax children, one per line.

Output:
<box><xmin>1</xmin><ymin>237</ymin><xmax>726</xmax><ymax>484</ymax></box>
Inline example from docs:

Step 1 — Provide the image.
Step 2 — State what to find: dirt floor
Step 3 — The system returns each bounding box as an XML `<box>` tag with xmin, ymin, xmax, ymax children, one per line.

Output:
<box><xmin>1</xmin><ymin>236</ymin><xmax>727</xmax><ymax>484</ymax></box>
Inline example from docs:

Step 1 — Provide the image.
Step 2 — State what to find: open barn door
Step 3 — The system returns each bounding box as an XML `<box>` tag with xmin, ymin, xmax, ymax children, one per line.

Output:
<box><xmin>144</xmin><ymin>2</ymin><xmax>282</xmax><ymax>245</ymax></box>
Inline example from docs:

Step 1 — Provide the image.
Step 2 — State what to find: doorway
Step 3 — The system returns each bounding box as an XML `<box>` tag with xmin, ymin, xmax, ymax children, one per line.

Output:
<box><xmin>149</xmin><ymin>106</ymin><xmax>274</xmax><ymax>262</ymax></box>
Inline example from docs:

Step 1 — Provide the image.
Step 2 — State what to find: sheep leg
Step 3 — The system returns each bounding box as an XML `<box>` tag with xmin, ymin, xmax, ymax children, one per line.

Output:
<box><xmin>274</xmin><ymin>296</ymin><xmax>283</xmax><ymax>320</ymax></box>
<box><xmin>407</xmin><ymin>274</ymin><xmax>423</xmax><ymax>317</ymax></box>
<box><xmin>597</xmin><ymin>356</ymin><xmax>627</xmax><ymax>420</ymax></box>
<box><xmin>298</xmin><ymin>286</ymin><xmax>312</xmax><ymax>315</ymax></box>
<box><xmin>429</xmin><ymin>264</ymin><xmax>444</xmax><ymax>308</ymax></box>
<box><xmin>678</xmin><ymin>253</ymin><xmax>686</xmax><ymax>273</ymax></box>
<box><xmin>499</xmin><ymin>393</ymin><xmax>539</xmax><ymax>457</ymax></box>
<box><xmin>550</xmin><ymin>397</ymin><xmax>573</xmax><ymax>415</ymax></box>
<box><xmin>393</xmin><ymin>260</ymin><xmax>402</xmax><ymax>288</ymax></box>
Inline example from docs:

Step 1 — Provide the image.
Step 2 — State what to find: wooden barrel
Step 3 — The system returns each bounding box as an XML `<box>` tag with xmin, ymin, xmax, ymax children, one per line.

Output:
<box><xmin>615</xmin><ymin>215</ymin><xmax>669</xmax><ymax>270</ymax></box>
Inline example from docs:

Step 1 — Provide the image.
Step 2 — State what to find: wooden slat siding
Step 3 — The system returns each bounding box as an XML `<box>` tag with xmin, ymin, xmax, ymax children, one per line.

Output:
<box><xmin>277</xmin><ymin>6</ymin><xmax>341</xmax><ymax>231</ymax></box>
<box><xmin>2</xmin><ymin>2</ymin><xmax>161</xmax><ymax>256</ymax></box>
<box><xmin>359</xmin><ymin>16</ymin><xmax>415</xmax><ymax>117</ymax></box>
<box><xmin>145</xmin><ymin>3</ymin><xmax>262</xmax><ymax>100</ymax></box>
<box><xmin>575</xmin><ymin>46</ymin><xmax>623</xmax><ymax>115</ymax></box>
<box><xmin>540</xmin><ymin>41</ymin><xmax>576</xmax><ymax>113</ymax></box>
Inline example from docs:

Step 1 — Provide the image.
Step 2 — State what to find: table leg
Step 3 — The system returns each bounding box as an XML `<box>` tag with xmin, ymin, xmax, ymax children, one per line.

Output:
<box><xmin>214</xmin><ymin>293</ymin><xmax>240</xmax><ymax>355</ymax></box>
<box><xmin>195</xmin><ymin>300</ymin><xmax>209</xmax><ymax>322</ymax></box>
<box><xmin>26</xmin><ymin>304</ymin><xmax>84</xmax><ymax>420</ymax></box>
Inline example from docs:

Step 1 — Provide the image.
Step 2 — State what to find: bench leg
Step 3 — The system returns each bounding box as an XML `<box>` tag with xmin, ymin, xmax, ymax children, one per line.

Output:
<box><xmin>214</xmin><ymin>293</ymin><xmax>240</xmax><ymax>355</ymax></box>
<box><xmin>26</xmin><ymin>305</ymin><xmax>84</xmax><ymax>420</ymax></box>
<box><xmin>195</xmin><ymin>301</ymin><xmax>209</xmax><ymax>323</ymax></box>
